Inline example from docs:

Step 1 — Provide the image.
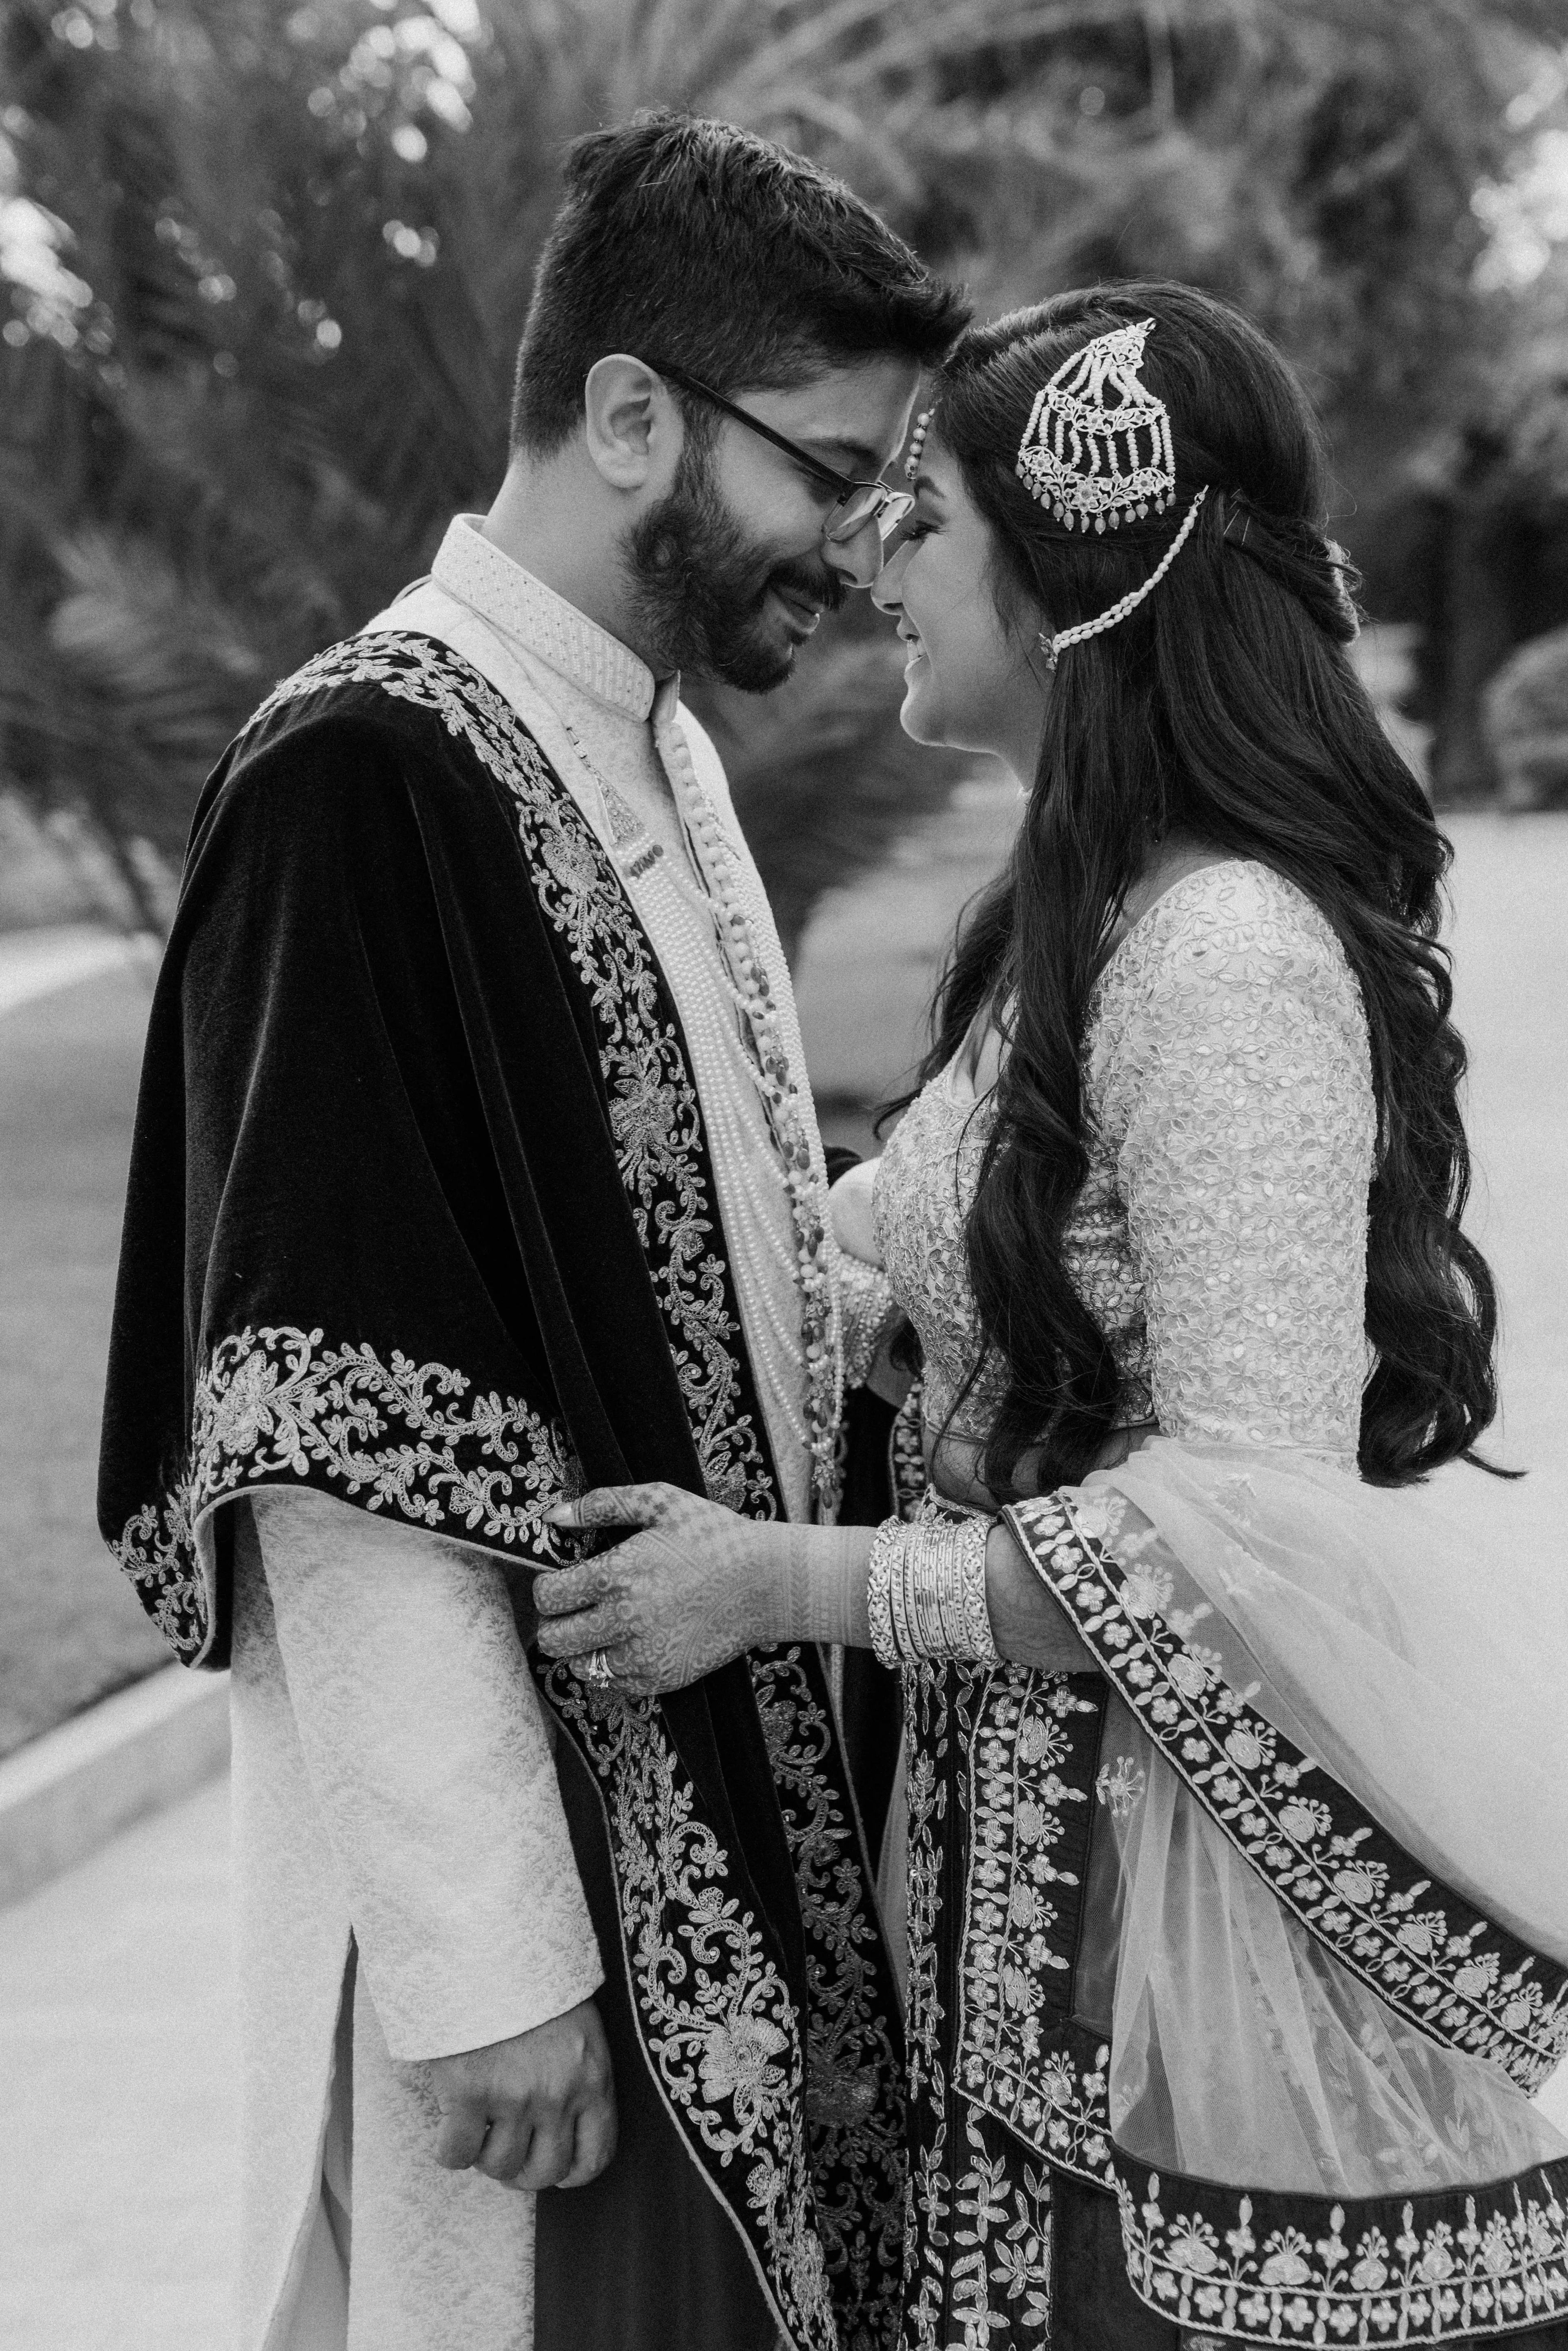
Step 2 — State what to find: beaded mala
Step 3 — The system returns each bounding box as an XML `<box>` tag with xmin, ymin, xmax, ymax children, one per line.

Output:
<box><xmin>554</xmin><ymin>709</ymin><xmax>844</xmax><ymax>1514</ymax></box>
<box><xmin>425</xmin><ymin>565</ymin><xmax>843</xmax><ymax>1505</ymax></box>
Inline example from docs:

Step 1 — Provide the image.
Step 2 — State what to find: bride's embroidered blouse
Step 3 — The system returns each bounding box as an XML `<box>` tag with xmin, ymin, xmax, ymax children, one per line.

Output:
<box><xmin>873</xmin><ymin>858</ymin><xmax>1377</xmax><ymax>1469</ymax></box>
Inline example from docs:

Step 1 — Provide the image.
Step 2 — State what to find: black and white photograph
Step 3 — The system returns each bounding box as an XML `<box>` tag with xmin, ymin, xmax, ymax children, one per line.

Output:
<box><xmin>2</xmin><ymin>3</ymin><xmax>1567</xmax><ymax>2347</ymax></box>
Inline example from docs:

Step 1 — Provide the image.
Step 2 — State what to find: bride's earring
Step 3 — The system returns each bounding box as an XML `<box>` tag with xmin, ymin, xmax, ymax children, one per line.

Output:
<box><xmin>1036</xmin><ymin>628</ymin><xmax>1058</xmax><ymax>673</ymax></box>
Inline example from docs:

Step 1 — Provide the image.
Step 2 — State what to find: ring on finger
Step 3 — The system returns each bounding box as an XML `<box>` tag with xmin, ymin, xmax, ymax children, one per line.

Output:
<box><xmin>579</xmin><ymin>1648</ymin><xmax>617</xmax><ymax>1687</ymax></box>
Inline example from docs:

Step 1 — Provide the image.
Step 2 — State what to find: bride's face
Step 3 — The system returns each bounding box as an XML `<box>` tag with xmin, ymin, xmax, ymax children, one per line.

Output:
<box><xmin>872</xmin><ymin>432</ymin><xmax>1050</xmax><ymax>776</ymax></box>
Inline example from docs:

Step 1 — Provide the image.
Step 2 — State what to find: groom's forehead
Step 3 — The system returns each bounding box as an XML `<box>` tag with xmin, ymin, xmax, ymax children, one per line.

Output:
<box><xmin>735</xmin><ymin>357</ymin><xmax>921</xmax><ymax>471</ymax></box>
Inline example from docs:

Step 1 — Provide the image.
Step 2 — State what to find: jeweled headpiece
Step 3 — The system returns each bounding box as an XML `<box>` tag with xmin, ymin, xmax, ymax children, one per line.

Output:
<box><xmin>903</xmin><ymin>408</ymin><xmax>934</xmax><ymax>482</ymax></box>
<box><xmin>1015</xmin><ymin>317</ymin><xmax>1174</xmax><ymax>533</ymax></box>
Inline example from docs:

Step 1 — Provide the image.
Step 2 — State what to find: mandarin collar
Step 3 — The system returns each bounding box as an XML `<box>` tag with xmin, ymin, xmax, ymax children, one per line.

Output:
<box><xmin>430</xmin><ymin>514</ymin><xmax>659</xmax><ymax>723</ymax></box>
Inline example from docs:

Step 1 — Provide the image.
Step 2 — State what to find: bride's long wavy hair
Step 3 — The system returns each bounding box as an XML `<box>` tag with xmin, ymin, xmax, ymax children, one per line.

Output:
<box><xmin>910</xmin><ymin>282</ymin><xmax>1502</xmax><ymax>1495</ymax></box>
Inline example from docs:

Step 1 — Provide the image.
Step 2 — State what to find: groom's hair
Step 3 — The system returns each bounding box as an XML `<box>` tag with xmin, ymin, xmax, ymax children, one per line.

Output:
<box><xmin>510</xmin><ymin>111</ymin><xmax>968</xmax><ymax>452</ymax></box>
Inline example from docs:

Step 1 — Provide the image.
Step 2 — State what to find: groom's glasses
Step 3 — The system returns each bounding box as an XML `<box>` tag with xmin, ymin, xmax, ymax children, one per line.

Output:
<box><xmin>649</xmin><ymin>361</ymin><xmax>914</xmax><ymax>585</ymax></box>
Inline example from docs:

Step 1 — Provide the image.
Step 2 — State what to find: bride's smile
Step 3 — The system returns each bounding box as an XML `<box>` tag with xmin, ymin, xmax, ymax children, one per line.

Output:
<box><xmin>873</xmin><ymin>435</ymin><xmax>1053</xmax><ymax>781</ymax></box>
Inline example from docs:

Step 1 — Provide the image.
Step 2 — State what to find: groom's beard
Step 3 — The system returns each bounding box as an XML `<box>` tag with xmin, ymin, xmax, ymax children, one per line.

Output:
<box><xmin>624</xmin><ymin>445</ymin><xmax>846</xmax><ymax>693</ymax></box>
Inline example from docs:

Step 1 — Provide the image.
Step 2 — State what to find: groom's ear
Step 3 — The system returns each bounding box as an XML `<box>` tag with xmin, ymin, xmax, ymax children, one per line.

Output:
<box><xmin>582</xmin><ymin>354</ymin><xmax>679</xmax><ymax>494</ymax></box>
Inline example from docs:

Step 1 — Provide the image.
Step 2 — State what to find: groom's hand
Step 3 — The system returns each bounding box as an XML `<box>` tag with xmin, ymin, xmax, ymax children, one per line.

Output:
<box><xmin>427</xmin><ymin>1997</ymin><xmax>616</xmax><ymax>2191</ymax></box>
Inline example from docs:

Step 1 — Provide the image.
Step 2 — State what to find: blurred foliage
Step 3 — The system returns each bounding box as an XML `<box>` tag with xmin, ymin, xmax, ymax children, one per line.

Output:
<box><xmin>1484</xmin><ymin>614</ymin><xmax>1568</xmax><ymax>804</ymax></box>
<box><xmin>0</xmin><ymin>0</ymin><xmax>1564</xmax><ymax>929</ymax></box>
<box><xmin>1382</xmin><ymin>163</ymin><xmax>1568</xmax><ymax>800</ymax></box>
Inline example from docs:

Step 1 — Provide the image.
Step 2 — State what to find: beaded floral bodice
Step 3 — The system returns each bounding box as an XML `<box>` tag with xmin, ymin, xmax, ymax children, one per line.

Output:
<box><xmin>873</xmin><ymin>860</ymin><xmax>1377</xmax><ymax>1469</ymax></box>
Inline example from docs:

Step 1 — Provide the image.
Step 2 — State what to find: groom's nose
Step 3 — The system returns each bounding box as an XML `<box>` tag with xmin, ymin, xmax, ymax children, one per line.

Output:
<box><xmin>869</xmin><ymin>539</ymin><xmax>913</xmax><ymax>613</ymax></box>
<box><xmin>821</xmin><ymin>515</ymin><xmax>884</xmax><ymax>591</ymax></box>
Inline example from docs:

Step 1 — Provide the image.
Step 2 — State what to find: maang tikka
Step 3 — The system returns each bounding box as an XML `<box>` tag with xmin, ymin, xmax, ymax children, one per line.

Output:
<box><xmin>1016</xmin><ymin>316</ymin><xmax>1209</xmax><ymax>666</ymax></box>
<box><xmin>1015</xmin><ymin>316</ymin><xmax>1174</xmax><ymax>531</ymax></box>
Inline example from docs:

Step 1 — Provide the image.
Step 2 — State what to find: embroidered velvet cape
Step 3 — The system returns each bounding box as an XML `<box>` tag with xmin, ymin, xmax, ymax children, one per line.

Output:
<box><xmin>97</xmin><ymin>632</ymin><xmax>903</xmax><ymax>2351</ymax></box>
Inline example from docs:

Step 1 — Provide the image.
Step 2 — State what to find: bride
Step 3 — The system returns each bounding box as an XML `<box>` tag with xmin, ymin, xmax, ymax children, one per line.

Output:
<box><xmin>536</xmin><ymin>283</ymin><xmax>1568</xmax><ymax>2349</ymax></box>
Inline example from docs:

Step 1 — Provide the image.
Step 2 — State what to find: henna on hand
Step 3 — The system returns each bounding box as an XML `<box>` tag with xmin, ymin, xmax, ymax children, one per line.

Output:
<box><xmin>533</xmin><ymin>1483</ymin><xmax>788</xmax><ymax>1694</ymax></box>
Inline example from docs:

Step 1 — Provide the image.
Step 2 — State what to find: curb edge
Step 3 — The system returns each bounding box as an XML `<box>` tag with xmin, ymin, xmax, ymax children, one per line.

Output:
<box><xmin>0</xmin><ymin>1665</ymin><xmax>230</xmax><ymax>1908</ymax></box>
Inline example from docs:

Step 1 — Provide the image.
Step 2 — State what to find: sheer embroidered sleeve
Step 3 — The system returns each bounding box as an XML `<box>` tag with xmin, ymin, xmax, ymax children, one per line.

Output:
<box><xmin>1090</xmin><ymin>867</ymin><xmax>1377</xmax><ymax>1455</ymax></box>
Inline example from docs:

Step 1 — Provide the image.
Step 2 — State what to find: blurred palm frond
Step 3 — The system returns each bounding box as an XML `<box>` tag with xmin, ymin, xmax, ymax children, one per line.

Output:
<box><xmin>0</xmin><ymin>0</ymin><xmax>1559</xmax><ymax>927</ymax></box>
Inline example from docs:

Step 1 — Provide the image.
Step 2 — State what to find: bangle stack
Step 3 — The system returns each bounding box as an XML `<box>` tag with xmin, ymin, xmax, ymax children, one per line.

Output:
<box><xmin>867</xmin><ymin>1504</ymin><xmax>1001</xmax><ymax>1670</ymax></box>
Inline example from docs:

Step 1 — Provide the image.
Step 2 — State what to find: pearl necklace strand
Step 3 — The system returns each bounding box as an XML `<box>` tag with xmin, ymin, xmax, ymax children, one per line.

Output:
<box><xmin>555</xmin><ymin>706</ymin><xmax>843</xmax><ymax>1511</ymax></box>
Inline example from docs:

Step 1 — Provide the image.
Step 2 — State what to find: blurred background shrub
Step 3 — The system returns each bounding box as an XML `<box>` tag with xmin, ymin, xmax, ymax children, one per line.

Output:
<box><xmin>3</xmin><ymin>0</ymin><xmax>1568</xmax><ymax>938</ymax></box>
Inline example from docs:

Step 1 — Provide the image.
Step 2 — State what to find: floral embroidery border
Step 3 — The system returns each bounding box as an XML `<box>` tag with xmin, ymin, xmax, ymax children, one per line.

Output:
<box><xmin>904</xmin><ymin>1656</ymin><xmax>1085</xmax><ymax>2347</ymax></box>
<box><xmin>254</xmin><ymin>632</ymin><xmax>774</xmax><ymax>1524</ymax></box>
<box><xmin>116</xmin><ymin>636</ymin><xmax>896</xmax><ymax>2338</ymax></box>
<box><xmin>1004</xmin><ymin>1492</ymin><xmax>1568</xmax><ymax>2097</ymax></box>
<box><xmin>888</xmin><ymin>1380</ymin><xmax>927</xmax><ymax>1524</ymax></box>
<box><xmin>956</xmin><ymin>1664</ymin><xmax>1115</xmax><ymax>2188</ymax></box>
<box><xmin>751</xmin><ymin>1645</ymin><xmax>906</xmax><ymax>2349</ymax></box>
<box><xmin>265</xmin><ymin>635</ymin><xmax>890</xmax><ymax>2339</ymax></box>
<box><xmin>543</xmin><ymin>1665</ymin><xmax>837</xmax><ymax>2351</ymax></box>
<box><xmin>902</xmin><ymin>1655</ymin><xmax>960</xmax><ymax>2346</ymax></box>
<box><xmin>1116</xmin><ymin>2160</ymin><xmax>1568</xmax><ymax>2344</ymax></box>
<box><xmin>112</xmin><ymin>1324</ymin><xmax>576</xmax><ymax>1662</ymax></box>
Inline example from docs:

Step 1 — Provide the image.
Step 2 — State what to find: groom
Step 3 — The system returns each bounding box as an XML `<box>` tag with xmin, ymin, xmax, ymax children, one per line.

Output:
<box><xmin>99</xmin><ymin>111</ymin><xmax>964</xmax><ymax>2351</ymax></box>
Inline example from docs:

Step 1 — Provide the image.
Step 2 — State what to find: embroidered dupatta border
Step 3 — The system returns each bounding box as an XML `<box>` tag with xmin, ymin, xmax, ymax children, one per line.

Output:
<box><xmin>1114</xmin><ymin>2159</ymin><xmax>1568</xmax><ymax>2344</ymax></box>
<box><xmin>902</xmin><ymin>1639</ymin><xmax>1568</xmax><ymax>2347</ymax></box>
<box><xmin>1003</xmin><ymin>1491</ymin><xmax>1568</xmax><ymax>2098</ymax></box>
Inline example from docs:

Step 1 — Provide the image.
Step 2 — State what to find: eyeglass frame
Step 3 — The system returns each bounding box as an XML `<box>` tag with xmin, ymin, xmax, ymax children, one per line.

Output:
<box><xmin>646</xmin><ymin>359</ymin><xmax>915</xmax><ymax>573</ymax></box>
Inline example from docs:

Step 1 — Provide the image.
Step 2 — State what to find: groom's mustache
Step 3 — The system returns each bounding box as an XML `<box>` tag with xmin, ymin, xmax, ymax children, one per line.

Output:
<box><xmin>757</xmin><ymin>553</ymin><xmax>847</xmax><ymax>615</ymax></box>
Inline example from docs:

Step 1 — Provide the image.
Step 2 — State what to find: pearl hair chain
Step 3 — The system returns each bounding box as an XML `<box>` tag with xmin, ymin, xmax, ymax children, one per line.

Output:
<box><xmin>1040</xmin><ymin>486</ymin><xmax>1208</xmax><ymax>669</ymax></box>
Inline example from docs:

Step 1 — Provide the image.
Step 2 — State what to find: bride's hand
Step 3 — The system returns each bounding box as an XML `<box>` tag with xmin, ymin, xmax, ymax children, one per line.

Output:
<box><xmin>534</xmin><ymin>1483</ymin><xmax>786</xmax><ymax>1695</ymax></box>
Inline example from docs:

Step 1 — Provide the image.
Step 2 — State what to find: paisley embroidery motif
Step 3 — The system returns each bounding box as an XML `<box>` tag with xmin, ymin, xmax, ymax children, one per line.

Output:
<box><xmin>1006</xmin><ymin>1490</ymin><xmax>1568</xmax><ymax>2096</ymax></box>
<box><xmin>111</xmin><ymin>1324</ymin><xmax>576</xmax><ymax>1662</ymax></box>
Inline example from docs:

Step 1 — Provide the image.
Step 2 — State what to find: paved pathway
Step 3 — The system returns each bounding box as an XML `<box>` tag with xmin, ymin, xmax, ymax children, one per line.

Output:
<box><xmin>0</xmin><ymin>932</ymin><xmax>166</xmax><ymax>1756</ymax></box>
<box><xmin>0</xmin><ymin>1776</ymin><xmax>234</xmax><ymax>2350</ymax></box>
<box><xmin>3</xmin><ymin>811</ymin><xmax>1566</xmax><ymax>2344</ymax></box>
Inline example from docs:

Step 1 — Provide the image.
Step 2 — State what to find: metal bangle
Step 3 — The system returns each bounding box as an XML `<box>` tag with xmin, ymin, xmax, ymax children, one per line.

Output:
<box><xmin>866</xmin><ymin>1518</ymin><xmax>903</xmax><ymax>1671</ymax></box>
<box><xmin>959</xmin><ymin>1517</ymin><xmax>1001</xmax><ymax>1664</ymax></box>
<box><xmin>886</xmin><ymin>1519</ymin><xmax>917</xmax><ymax>1664</ymax></box>
<box><xmin>940</xmin><ymin>1519</ymin><xmax>971</xmax><ymax>1656</ymax></box>
<box><xmin>907</xmin><ymin>1519</ymin><xmax>943</xmax><ymax>1660</ymax></box>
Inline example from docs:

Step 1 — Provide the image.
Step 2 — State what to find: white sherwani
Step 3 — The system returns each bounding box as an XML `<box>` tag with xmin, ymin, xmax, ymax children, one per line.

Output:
<box><xmin>234</xmin><ymin>521</ymin><xmax>821</xmax><ymax>2349</ymax></box>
